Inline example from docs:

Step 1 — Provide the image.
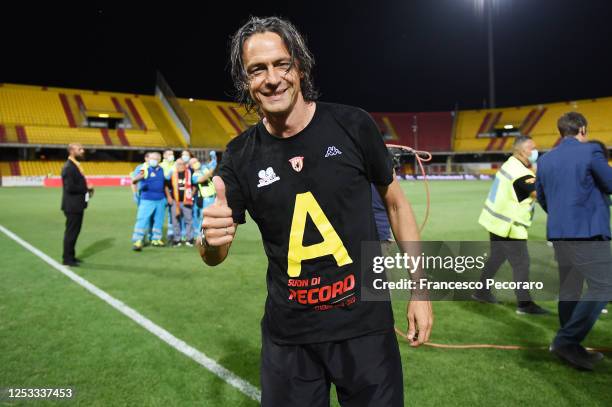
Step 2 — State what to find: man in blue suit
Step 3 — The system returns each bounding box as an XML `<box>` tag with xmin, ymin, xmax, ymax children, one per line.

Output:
<box><xmin>536</xmin><ymin>112</ymin><xmax>612</xmax><ymax>370</ymax></box>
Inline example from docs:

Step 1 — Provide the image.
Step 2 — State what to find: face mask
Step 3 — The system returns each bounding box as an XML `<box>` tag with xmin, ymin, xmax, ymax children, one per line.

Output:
<box><xmin>528</xmin><ymin>149</ymin><xmax>539</xmax><ymax>164</ymax></box>
<box><xmin>166</xmin><ymin>155</ymin><xmax>174</xmax><ymax>162</ymax></box>
<box><xmin>182</xmin><ymin>155</ymin><xmax>190</xmax><ymax>163</ymax></box>
<box><xmin>148</xmin><ymin>159</ymin><xmax>159</xmax><ymax>167</ymax></box>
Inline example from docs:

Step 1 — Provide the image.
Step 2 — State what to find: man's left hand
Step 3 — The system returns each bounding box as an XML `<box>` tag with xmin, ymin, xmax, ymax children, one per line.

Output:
<box><xmin>406</xmin><ymin>300</ymin><xmax>433</xmax><ymax>347</ymax></box>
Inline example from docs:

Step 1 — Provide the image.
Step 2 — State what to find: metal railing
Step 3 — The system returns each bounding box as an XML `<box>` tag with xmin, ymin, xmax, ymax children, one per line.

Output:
<box><xmin>155</xmin><ymin>71</ymin><xmax>192</xmax><ymax>135</ymax></box>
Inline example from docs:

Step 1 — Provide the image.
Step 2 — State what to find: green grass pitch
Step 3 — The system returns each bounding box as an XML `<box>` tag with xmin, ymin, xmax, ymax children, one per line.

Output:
<box><xmin>0</xmin><ymin>181</ymin><xmax>610</xmax><ymax>406</ymax></box>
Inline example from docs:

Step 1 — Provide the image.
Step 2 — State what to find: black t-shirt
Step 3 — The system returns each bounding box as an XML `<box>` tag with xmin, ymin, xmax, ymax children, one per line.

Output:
<box><xmin>219</xmin><ymin>102</ymin><xmax>395</xmax><ymax>344</ymax></box>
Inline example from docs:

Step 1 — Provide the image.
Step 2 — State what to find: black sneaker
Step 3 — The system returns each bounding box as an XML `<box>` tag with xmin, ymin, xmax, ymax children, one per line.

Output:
<box><xmin>172</xmin><ymin>240</ymin><xmax>182</xmax><ymax>247</ymax></box>
<box><xmin>550</xmin><ymin>344</ymin><xmax>595</xmax><ymax>371</ymax></box>
<box><xmin>516</xmin><ymin>302</ymin><xmax>550</xmax><ymax>315</ymax></box>
<box><xmin>471</xmin><ymin>289</ymin><xmax>499</xmax><ymax>304</ymax></box>
<box><xmin>185</xmin><ymin>239</ymin><xmax>194</xmax><ymax>247</ymax></box>
<box><xmin>62</xmin><ymin>260</ymin><xmax>80</xmax><ymax>267</ymax></box>
<box><xmin>576</xmin><ymin>344</ymin><xmax>605</xmax><ymax>363</ymax></box>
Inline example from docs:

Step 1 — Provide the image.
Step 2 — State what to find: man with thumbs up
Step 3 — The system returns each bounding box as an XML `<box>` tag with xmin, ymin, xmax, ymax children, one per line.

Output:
<box><xmin>198</xmin><ymin>176</ymin><xmax>234</xmax><ymax>262</ymax></box>
<box><xmin>198</xmin><ymin>16</ymin><xmax>432</xmax><ymax>407</ymax></box>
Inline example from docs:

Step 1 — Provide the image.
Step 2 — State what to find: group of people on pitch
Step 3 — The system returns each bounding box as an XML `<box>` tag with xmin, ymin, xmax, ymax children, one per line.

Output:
<box><xmin>475</xmin><ymin>112</ymin><xmax>612</xmax><ymax>371</ymax></box>
<box><xmin>130</xmin><ymin>149</ymin><xmax>217</xmax><ymax>250</ymax></box>
<box><xmin>57</xmin><ymin>14</ymin><xmax>610</xmax><ymax>405</ymax></box>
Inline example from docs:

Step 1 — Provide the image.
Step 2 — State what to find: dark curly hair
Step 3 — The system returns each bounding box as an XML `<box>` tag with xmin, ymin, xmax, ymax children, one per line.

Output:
<box><xmin>229</xmin><ymin>16</ymin><xmax>319</xmax><ymax>113</ymax></box>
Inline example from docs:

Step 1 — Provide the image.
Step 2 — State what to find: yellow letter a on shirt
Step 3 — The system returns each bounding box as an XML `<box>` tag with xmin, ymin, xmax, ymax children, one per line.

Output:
<box><xmin>287</xmin><ymin>192</ymin><xmax>353</xmax><ymax>277</ymax></box>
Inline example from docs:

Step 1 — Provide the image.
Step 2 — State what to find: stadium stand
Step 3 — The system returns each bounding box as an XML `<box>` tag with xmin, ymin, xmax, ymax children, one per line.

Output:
<box><xmin>2</xmin><ymin>161</ymin><xmax>136</xmax><ymax>176</ymax></box>
<box><xmin>2</xmin><ymin>82</ymin><xmax>611</xmax><ymax>175</ymax></box>
<box><xmin>179</xmin><ymin>98</ymin><xmax>258</xmax><ymax>148</ymax></box>
<box><xmin>0</xmin><ymin>161</ymin><xmax>14</xmax><ymax>176</ymax></box>
<box><xmin>0</xmin><ymin>84</ymin><xmax>187</xmax><ymax>148</ymax></box>
<box><xmin>140</xmin><ymin>96</ymin><xmax>188</xmax><ymax>147</ymax></box>
<box><xmin>454</xmin><ymin>97</ymin><xmax>612</xmax><ymax>153</ymax></box>
<box><xmin>370</xmin><ymin>112</ymin><xmax>454</xmax><ymax>152</ymax></box>
<box><xmin>0</xmin><ymin>85</ymin><xmax>69</xmax><ymax>127</ymax></box>
<box><xmin>0</xmin><ymin>83</ymin><xmax>264</xmax><ymax>149</ymax></box>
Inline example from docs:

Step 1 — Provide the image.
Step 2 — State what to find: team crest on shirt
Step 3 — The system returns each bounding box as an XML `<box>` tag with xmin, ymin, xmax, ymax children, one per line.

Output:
<box><xmin>288</xmin><ymin>156</ymin><xmax>304</xmax><ymax>172</ymax></box>
<box><xmin>257</xmin><ymin>167</ymin><xmax>280</xmax><ymax>188</ymax></box>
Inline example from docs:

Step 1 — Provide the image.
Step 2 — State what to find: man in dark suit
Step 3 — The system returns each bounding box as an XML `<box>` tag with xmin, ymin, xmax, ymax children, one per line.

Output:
<box><xmin>61</xmin><ymin>143</ymin><xmax>93</xmax><ymax>266</ymax></box>
<box><xmin>536</xmin><ymin>112</ymin><xmax>612</xmax><ymax>370</ymax></box>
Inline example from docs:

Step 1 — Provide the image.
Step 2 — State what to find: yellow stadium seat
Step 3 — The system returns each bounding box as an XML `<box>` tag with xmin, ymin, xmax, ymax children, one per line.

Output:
<box><xmin>0</xmin><ymin>88</ymin><xmax>68</xmax><ymax>127</ymax></box>
<box><xmin>180</xmin><ymin>99</ymin><xmax>258</xmax><ymax>148</ymax></box>
<box><xmin>11</xmin><ymin>161</ymin><xmax>140</xmax><ymax>176</ymax></box>
<box><xmin>454</xmin><ymin>97</ymin><xmax>612</xmax><ymax>152</ymax></box>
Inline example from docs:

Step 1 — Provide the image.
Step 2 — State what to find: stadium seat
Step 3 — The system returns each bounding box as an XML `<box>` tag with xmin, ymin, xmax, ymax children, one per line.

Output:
<box><xmin>0</xmin><ymin>161</ymin><xmax>13</xmax><ymax>176</ymax></box>
<box><xmin>0</xmin><ymin>87</ymin><xmax>69</xmax><ymax>127</ymax></box>
<box><xmin>10</xmin><ymin>160</ymin><xmax>138</xmax><ymax>176</ymax></box>
<box><xmin>454</xmin><ymin>97</ymin><xmax>612</xmax><ymax>152</ymax></box>
<box><xmin>179</xmin><ymin>98</ymin><xmax>258</xmax><ymax>148</ymax></box>
<box><xmin>0</xmin><ymin>84</ymin><xmax>188</xmax><ymax>149</ymax></box>
<box><xmin>369</xmin><ymin>112</ymin><xmax>453</xmax><ymax>152</ymax></box>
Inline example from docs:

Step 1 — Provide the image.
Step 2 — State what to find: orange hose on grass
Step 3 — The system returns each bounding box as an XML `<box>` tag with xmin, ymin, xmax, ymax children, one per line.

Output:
<box><xmin>394</xmin><ymin>327</ymin><xmax>612</xmax><ymax>352</ymax></box>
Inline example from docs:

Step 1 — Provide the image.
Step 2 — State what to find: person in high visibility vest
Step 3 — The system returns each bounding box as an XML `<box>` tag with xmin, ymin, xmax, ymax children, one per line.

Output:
<box><xmin>160</xmin><ymin>150</ymin><xmax>176</xmax><ymax>242</ymax></box>
<box><xmin>474</xmin><ymin>135</ymin><xmax>549</xmax><ymax>315</ymax></box>
<box><xmin>191</xmin><ymin>158</ymin><xmax>216</xmax><ymax>240</ymax></box>
<box><xmin>189</xmin><ymin>158</ymin><xmax>204</xmax><ymax>237</ymax></box>
<box><xmin>160</xmin><ymin>150</ymin><xmax>175</xmax><ymax>175</ymax></box>
<box><xmin>131</xmin><ymin>152</ymin><xmax>167</xmax><ymax>250</ymax></box>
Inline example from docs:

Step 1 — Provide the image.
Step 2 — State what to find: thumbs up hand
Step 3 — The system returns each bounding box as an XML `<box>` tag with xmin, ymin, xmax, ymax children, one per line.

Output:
<box><xmin>201</xmin><ymin>176</ymin><xmax>235</xmax><ymax>247</ymax></box>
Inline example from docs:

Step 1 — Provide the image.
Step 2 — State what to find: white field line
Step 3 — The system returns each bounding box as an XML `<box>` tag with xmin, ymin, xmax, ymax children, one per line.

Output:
<box><xmin>0</xmin><ymin>224</ymin><xmax>261</xmax><ymax>403</ymax></box>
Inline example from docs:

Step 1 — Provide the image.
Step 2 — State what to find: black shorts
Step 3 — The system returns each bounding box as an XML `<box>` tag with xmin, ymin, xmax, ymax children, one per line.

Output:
<box><xmin>260</xmin><ymin>329</ymin><xmax>404</xmax><ymax>407</ymax></box>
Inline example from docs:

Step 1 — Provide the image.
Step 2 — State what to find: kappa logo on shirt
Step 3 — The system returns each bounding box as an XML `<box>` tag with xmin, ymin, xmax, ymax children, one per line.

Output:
<box><xmin>257</xmin><ymin>167</ymin><xmax>280</xmax><ymax>188</ymax></box>
<box><xmin>324</xmin><ymin>146</ymin><xmax>342</xmax><ymax>157</ymax></box>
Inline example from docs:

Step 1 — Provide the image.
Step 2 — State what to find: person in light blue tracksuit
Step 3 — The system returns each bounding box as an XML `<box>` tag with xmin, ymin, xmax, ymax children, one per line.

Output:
<box><xmin>131</xmin><ymin>152</ymin><xmax>168</xmax><ymax>251</ymax></box>
<box><xmin>131</xmin><ymin>155</ymin><xmax>153</xmax><ymax>243</ymax></box>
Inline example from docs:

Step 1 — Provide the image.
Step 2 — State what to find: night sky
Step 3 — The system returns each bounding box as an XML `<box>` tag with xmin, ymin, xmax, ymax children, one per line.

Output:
<box><xmin>3</xmin><ymin>0</ymin><xmax>612</xmax><ymax>112</ymax></box>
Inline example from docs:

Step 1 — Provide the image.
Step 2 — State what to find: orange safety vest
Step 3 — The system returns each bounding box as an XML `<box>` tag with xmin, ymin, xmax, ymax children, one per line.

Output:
<box><xmin>171</xmin><ymin>169</ymin><xmax>193</xmax><ymax>214</ymax></box>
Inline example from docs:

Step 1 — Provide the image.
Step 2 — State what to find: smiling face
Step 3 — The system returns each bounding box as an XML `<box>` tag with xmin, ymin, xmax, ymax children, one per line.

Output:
<box><xmin>242</xmin><ymin>32</ymin><xmax>303</xmax><ymax>117</ymax></box>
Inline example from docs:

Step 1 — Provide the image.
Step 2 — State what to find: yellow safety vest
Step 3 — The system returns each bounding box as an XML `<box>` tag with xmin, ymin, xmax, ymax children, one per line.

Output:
<box><xmin>160</xmin><ymin>160</ymin><xmax>174</xmax><ymax>178</ymax></box>
<box><xmin>198</xmin><ymin>180</ymin><xmax>216</xmax><ymax>198</ymax></box>
<box><xmin>196</xmin><ymin>169</ymin><xmax>216</xmax><ymax>198</ymax></box>
<box><xmin>478</xmin><ymin>156</ymin><xmax>535</xmax><ymax>239</ymax></box>
<box><xmin>138</xmin><ymin>163</ymin><xmax>149</xmax><ymax>179</ymax></box>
